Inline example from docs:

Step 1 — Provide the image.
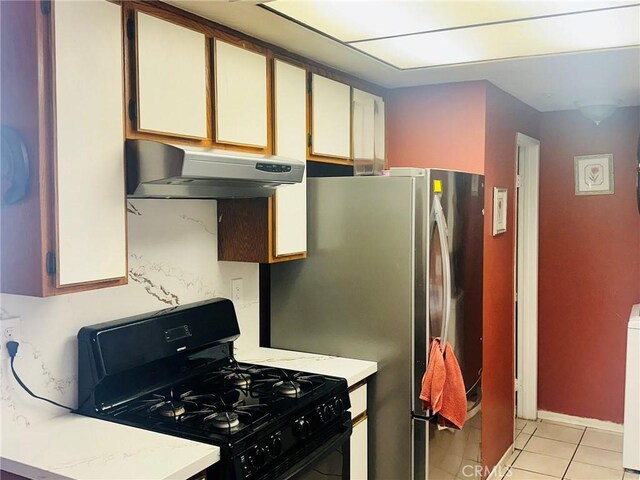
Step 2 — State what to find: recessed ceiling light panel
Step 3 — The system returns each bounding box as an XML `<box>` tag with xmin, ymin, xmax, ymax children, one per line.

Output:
<box><xmin>350</xmin><ymin>5</ymin><xmax>640</xmax><ymax>69</ymax></box>
<box><xmin>267</xmin><ymin>0</ymin><xmax>638</xmax><ymax>43</ymax></box>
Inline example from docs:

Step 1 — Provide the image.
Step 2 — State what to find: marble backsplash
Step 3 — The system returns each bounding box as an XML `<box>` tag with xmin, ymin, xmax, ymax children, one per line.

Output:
<box><xmin>0</xmin><ymin>199</ymin><xmax>260</xmax><ymax>427</ymax></box>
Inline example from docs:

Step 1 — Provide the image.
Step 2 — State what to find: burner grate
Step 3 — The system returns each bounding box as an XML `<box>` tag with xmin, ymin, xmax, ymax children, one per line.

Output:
<box><xmin>248</xmin><ymin>368</ymin><xmax>326</xmax><ymax>399</ymax></box>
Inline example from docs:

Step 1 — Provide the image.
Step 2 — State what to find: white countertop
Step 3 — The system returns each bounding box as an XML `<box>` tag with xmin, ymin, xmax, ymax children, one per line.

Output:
<box><xmin>0</xmin><ymin>414</ymin><xmax>220</xmax><ymax>480</ymax></box>
<box><xmin>237</xmin><ymin>347</ymin><xmax>377</xmax><ymax>387</ymax></box>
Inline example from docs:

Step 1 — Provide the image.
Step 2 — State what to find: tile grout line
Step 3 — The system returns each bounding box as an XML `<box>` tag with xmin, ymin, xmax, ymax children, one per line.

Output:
<box><xmin>521</xmin><ymin>424</ymin><xmax>537</xmax><ymax>450</ymax></box>
<box><xmin>513</xmin><ymin>423</ymin><xmax>589</xmax><ymax>479</ymax></box>
<box><xmin>561</xmin><ymin>427</ymin><xmax>586</xmax><ymax>479</ymax></box>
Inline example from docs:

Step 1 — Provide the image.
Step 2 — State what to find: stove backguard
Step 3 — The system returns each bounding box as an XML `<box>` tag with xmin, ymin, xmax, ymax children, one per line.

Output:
<box><xmin>77</xmin><ymin>298</ymin><xmax>240</xmax><ymax>414</ymax></box>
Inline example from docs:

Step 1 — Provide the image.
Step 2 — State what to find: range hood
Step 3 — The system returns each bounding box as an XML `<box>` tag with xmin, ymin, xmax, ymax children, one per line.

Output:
<box><xmin>125</xmin><ymin>139</ymin><xmax>305</xmax><ymax>199</ymax></box>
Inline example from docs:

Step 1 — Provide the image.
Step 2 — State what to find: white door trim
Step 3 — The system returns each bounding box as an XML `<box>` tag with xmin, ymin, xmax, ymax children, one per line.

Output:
<box><xmin>516</xmin><ymin>132</ymin><xmax>540</xmax><ymax>420</ymax></box>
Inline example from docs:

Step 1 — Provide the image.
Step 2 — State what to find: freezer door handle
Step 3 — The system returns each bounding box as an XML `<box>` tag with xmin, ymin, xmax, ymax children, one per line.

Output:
<box><xmin>412</xmin><ymin>412</ymin><xmax>435</xmax><ymax>422</ymax></box>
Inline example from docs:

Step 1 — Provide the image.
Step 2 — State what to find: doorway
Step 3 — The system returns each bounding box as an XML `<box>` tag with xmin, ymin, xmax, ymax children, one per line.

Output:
<box><xmin>515</xmin><ymin>133</ymin><xmax>541</xmax><ymax>420</ymax></box>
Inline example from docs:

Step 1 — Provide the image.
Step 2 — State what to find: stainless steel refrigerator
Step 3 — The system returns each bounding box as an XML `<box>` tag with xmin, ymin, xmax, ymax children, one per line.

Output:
<box><xmin>270</xmin><ymin>168</ymin><xmax>484</xmax><ymax>480</ymax></box>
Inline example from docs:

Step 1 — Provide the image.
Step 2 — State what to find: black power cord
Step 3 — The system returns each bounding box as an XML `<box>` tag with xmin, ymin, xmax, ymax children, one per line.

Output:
<box><xmin>6</xmin><ymin>341</ymin><xmax>73</xmax><ymax>411</ymax></box>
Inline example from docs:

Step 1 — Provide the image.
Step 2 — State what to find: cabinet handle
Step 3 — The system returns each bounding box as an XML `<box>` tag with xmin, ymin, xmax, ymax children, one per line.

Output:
<box><xmin>40</xmin><ymin>0</ymin><xmax>51</xmax><ymax>16</ymax></box>
<box><xmin>46</xmin><ymin>252</ymin><xmax>56</xmax><ymax>276</ymax></box>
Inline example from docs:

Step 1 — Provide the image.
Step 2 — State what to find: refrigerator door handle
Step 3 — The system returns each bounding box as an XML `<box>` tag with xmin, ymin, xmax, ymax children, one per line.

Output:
<box><xmin>432</xmin><ymin>194</ymin><xmax>452</xmax><ymax>350</ymax></box>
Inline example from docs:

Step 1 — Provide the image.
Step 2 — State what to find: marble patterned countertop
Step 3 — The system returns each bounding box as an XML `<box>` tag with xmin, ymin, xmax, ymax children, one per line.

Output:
<box><xmin>236</xmin><ymin>347</ymin><xmax>378</xmax><ymax>387</ymax></box>
<box><xmin>0</xmin><ymin>414</ymin><xmax>220</xmax><ymax>480</ymax></box>
<box><xmin>0</xmin><ymin>349</ymin><xmax>376</xmax><ymax>480</ymax></box>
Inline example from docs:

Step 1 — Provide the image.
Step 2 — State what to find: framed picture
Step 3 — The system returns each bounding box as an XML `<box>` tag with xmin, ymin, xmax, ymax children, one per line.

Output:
<box><xmin>574</xmin><ymin>154</ymin><xmax>614</xmax><ymax>195</ymax></box>
<box><xmin>493</xmin><ymin>187</ymin><xmax>508</xmax><ymax>236</ymax></box>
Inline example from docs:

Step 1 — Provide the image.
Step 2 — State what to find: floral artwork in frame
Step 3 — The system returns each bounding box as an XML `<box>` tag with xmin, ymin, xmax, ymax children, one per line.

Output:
<box><xmin>492</xmin><ymin>187</ymin><xmax>507</xmax><ymax>236</ymax></box>
<box><xmin>574</xmin><ymin>154</ymin><xmax>614</xmax><ymax>195</ymax></box>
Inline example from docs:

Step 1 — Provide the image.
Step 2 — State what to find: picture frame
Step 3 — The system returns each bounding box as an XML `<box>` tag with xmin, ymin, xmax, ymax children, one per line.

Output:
<box><xmin>574</xmin><ymin>154</ymin><xmax>614</xmax><ymax>195</ymax></box>
<box><xmin>493</xmin><ymin>187</ymin><xmax>508</xmax><ymax>236</ymax></box>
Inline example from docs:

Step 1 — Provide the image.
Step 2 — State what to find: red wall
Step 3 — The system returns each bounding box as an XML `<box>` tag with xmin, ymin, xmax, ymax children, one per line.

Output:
<box><xmin>538</xmin><ymin>107</ymin><xmax>640</xmax><ymax>423</ymax></box>
<box><xmin>482</xmin><ymin>83</ymin><xmax>540</xmax><ymax>470</ymax></box>
<box><xmin>386</xmin><ymin>81</ymin><xmax>486</xmax><ymax>173</ymax></box>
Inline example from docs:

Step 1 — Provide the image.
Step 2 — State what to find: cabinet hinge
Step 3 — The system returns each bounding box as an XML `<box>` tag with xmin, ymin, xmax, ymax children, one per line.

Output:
<box><xmin>46</xmin><ymin>252</ymin><xmax>56</xmax><ymax>276</ymax></box>
<box><xmin>128</xmin><ymin>99</ymin><xmax>137</xmax><ymax>123</ymax></box>
<box><xmin>516</xmin><ymin>174</ymin><xmax>522</xmax><ymax>188</ymax></box>
<box><xmin>307</xmin><ymin>73</ymin><xmax>313</xmax><ymax>94</ymax></box>
<box><xmin>40</xmin><ymin>0</ymin><xmax>51</xmax><ymax>16</ymax></box>
<box><xmin>307</xmin><ymin>133</ymin><xmax>312</xmax><ymax>148</ymax></box>
<box><xmin>127</xmin><ymin>16</ymin><xmax>135</xmax><ymax>40</ymax></box>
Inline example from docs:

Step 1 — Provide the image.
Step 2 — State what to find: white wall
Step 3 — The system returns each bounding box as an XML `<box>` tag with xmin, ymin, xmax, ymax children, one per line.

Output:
<box><xmin>0</xmin><ymin>199</ymin><xmax>259</xmax><ymax>426</ymax></box>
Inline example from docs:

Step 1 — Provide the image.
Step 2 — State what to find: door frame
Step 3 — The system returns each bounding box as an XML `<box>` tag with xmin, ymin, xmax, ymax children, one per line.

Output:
<box><xmin>515</xmin><ymin>133</ymin><xmax>540</xmax><ymax>420</ymax></box>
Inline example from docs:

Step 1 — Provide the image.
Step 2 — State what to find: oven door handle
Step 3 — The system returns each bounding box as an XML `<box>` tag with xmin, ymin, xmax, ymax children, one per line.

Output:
<box><xmin>257</xmin><ymin>417</ymin><xmax>352</xmax><ymax>480</ymax></box>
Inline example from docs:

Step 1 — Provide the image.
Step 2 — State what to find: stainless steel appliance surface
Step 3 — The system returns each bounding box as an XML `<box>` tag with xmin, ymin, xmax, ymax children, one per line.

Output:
<box><xmin>77</xmin><ymin>299</ymin><xmax>351</xmax><ymax>480</ymax></box>
<box><xmin>125</xmin><ymin>139</ymin><xmax>305</xmax><ymax>199</ymax></box>
<box><xmin>271</xmin><ymin>170</ymin><xmax>485</xmax><ymax>480</ymax></box>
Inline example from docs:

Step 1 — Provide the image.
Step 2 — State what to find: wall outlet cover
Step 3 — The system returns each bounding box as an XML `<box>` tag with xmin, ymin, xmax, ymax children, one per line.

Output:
<box><xmin>1</xmin><ymin>316</ymin><xmax>21</xmax><ymax>361</ymax></box>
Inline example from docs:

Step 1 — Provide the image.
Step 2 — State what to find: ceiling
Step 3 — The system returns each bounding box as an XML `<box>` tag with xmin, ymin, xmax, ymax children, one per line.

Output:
<box><xmin>167</xmin><ymin>0</ymin><xmax>640</xmax><ymax>112</ymax></box>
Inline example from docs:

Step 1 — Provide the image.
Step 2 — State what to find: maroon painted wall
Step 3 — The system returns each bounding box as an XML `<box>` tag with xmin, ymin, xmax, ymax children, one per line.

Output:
<box><xmin>537</xmin><ymin>107</ymin><xmax>640</xmax><ymax>423</ymax></box>
<box><xmin>482</xmin><ymin>83</ymin><xmax>540</xmax><ymax>470</ymax></box>
<box><xmin>386</xmin><ymin>81</ymin><xmax>486</xmax><ymax>174</ymax></box>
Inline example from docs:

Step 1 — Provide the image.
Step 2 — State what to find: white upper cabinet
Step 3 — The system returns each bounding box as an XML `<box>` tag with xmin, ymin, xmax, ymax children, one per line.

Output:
<box><xmin>352</xmin><ymin>89</ymin><xmax>376</xmax><ymax>161</ymax></box>
<box><xmin>374</xmin><ymin>94</ymin><xmax>386</xmax><ymax>165</ymax></box>
<box><xmin>214</xmin><ymin>39</ymin><xmax>268</xmax><ymax>148</ymax></box>
<box><xmin>53</xmin><ymin>0</ymin><xmax>126</xmax><ymax>286</ymax></box>
<box><xmin>136</xmin><ymin>12</ymin><xmax>207</xmax><ymax>139</ymax></box>
<box><xmin>274</xmin><ymin>60</ymin><xmax>307</xmax><ymax>257</ymax></box>
<box><xmin>310</xmin><ymin>74</ymin><xmax>351</xmax><ymax>159</ymax></box>
<box><xmin>352</xmin><ymin>88</ymin><xmax>386</xmax><ymax>174</ymax></box>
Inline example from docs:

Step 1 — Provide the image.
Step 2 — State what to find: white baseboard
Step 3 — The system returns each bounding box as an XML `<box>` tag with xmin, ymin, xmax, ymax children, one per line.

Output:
<box><xmin>537</xmin><ymin>410</ymin><xmax>623</xmax><ymax>433</ymax></box>
<box><xmin>486</xmin><ymin>444</ymin><xmax>514</xmax><ymax>480</ymax></box>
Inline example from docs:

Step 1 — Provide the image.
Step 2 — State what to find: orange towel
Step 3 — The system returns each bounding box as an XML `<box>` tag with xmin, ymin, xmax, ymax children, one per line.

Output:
<box><xmin>419</xmin><ymin>339</ymin><xmax>446</xmax><ymax>414</ymax></box>
<box><xmin>419</xmin><ymin>339</ymin><xmax>467</xmax><ymax>430</ymax></box>
<box><xmin>438</xmin><ymin>342</ymin><xmax>467</xmax><ymax>430</ymax></box>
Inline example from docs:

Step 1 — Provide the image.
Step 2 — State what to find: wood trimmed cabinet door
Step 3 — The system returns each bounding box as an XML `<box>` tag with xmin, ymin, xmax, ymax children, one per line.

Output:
<box><xmin>53</xmin><ymin>0</ymin><xmax>127</xmax><ymax>287</ymax></box>
<box><xmin>308</xmin><ymin>73</ymin><xmax>351</xmax><ymax>162</ymax></box>
<box><xmin>213</xmin><ymin>39</ymin><xmax>269</xmax><ymax>151</ymax></box>
<box><xmin>349</xmin><ymin>382</ymin><xmax>368</xmax><ymax>480</ymax></box>
<box><xmin>135</xmin><ymin>11</ymin><xmax>208</xmax><ymax>139</ymax></box>
<box><xmin>217</xmin><ymin>58</ymin><xmax>307</xmax><ymax>264</ymax></box>
<box><xmin>352</xmin><ymin>88</ymin><xmax>386</xmax><ymax>175</ymax></box>
<box><xmin>0</xmin><ymin>0</ymin><xmax>127</xmax><ymax>296</ymax></box>
<box><xmin>273</xmin><ymin>59</ymin><xmax>307</xmax><ymax>258</ymax></box>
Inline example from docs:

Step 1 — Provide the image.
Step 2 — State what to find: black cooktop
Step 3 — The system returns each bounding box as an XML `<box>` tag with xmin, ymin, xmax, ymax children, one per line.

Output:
<box><xmin>105</xmin><ymin>361</ymin><xmax>342</xmax><ymax>445</ymax></box>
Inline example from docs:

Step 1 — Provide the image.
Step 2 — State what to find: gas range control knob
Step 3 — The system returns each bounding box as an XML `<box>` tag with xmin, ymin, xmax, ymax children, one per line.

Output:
<box><xmin>251</xmin><ymin>447</ymin><xmax>267</xmax><ymax>469</ymax></box>
<box><xmin>334</xmin><ymin>398</ymin><xmax>345</xmax><ymax>415</ymax></box>
<box><xmin>318</xmin><ymin>404</ymin><xmax>332</xmax><ymax>423</ymax></box>
<box><xmin>268</xmin><ymin>435</ymin><xmax>283</xmax><ymax>457</ymax></box>
<box><xmin>294</xmin><ymin>418</ymin><xmax>311</xmax><ymax>439</ymax></box>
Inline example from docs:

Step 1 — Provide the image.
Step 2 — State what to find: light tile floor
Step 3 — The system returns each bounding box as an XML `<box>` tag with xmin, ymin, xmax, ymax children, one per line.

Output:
<box><xmin>502</xmin><ymin>418</ymin><xmax>638</xmax><ymax>480</ymax></box>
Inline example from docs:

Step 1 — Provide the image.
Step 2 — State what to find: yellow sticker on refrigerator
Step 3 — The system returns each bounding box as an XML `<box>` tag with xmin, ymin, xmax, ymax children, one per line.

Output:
<box><xmin>433</xmin><ymin>179</ymin><xmax>442</xmax><ymax>193</ymax></box>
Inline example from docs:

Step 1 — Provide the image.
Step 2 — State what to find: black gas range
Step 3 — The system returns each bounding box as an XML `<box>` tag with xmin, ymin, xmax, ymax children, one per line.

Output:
<box><xmin>76</xmin><ymin>299</ymin><xmax>351</xmax><ymax>480</ymax></box>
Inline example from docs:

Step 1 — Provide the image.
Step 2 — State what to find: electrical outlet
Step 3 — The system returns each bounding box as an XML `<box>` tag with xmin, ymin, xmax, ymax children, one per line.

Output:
<box><xmin>231</xmin><ymin>278</ymin><xmax>243</xmax><ymax>305</ymax></box>
<box><xmin>1</xmin><ymin>316</ymin><xmax>21</xmax><ymax>361</ymax></box>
